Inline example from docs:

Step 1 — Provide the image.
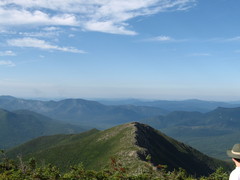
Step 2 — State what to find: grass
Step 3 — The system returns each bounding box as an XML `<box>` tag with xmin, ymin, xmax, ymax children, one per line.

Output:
<box><xmin>7</xmin><ymin>123</ymin><xmax>143</xmax><ymax>172</ymax></box>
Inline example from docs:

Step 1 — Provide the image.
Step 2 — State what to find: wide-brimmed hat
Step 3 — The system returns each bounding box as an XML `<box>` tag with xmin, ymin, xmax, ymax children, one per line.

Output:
<box><xmin>227</xmin><ymin>144</ymin><xmax>240</xmax><ymax>159</ymax></box>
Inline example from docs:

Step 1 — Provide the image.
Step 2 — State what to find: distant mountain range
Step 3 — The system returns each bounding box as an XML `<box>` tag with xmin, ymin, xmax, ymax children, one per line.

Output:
<box><xmin>0</xmin><ymin>96</ymin><xmax>167</xmax><ymax>128</ymax></box>
<box><xmin>0</xmin><ymin>109</ymin><xmax>85</xmax><ymax>149</ymax></box>
<box><xmin>1</xmin><ymin>96</ymin><xmax>240</xmax><ymax>128</ymax></box>
<box><xmin>99</xmin><ymin>98</ymin><xmax>240</xmax><ymax>112</ymax></box>
<box><xmin>7</xmin><ymin>122</ymin><xmax>230</xmax><ymax>177</ymax></box>
<box><xmin>1</xmin><ymin>95</ymin><xmax>240</xmax><ymax>159</ymax></box>
<box><xmin>142</xmin><ymin>107</ymin><xmax>240</xmax><ymax>129</ymax></box>
<box><xmin>140</xmin><ymin>107</ymin><xmax>240</xmax><ymax>159</ymax></box>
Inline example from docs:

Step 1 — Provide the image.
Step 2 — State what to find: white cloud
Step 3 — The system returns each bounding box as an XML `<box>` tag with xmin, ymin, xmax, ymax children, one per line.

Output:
<box><xmin>0</xmin><ymin>8</ymin><xmax>78</xmax><ymax>26</ymax></box>
<box><xmin>209</xmin><ymin>36</ymin><xmax>240</xmax><ymax>43</ymax></box>
<box><xmin>188</xmin><ymin>53</ymin><xmax>211</xmax><ymax>57</ymax></box>
<box><xmin>0</xmin><ymin>0</ymin><xmax>197</xmax><ymax>35</ymax></box>
<box><xmin>145</xmin><ymin>35</ymin><xmax>189</xmax><ymax>42</ymax></box>
<box><xmin>226</xmin><ymin>36</ymin><xmax>240</xmax><ymax>42</ymax></box>
<box><xmin>84</xmin><ymin>21</ymin><xmax>137</xmax><ymax>35</ymax></box>
<box><xmin>149</xmin><ymin>35</ymin><xmax>174</xmax><ymax>41</ymax></box>
<box><xmin>68</xmin><ymin>34</ymin><xmax>75</xmax><ymax>38</ymax></box>
<box><xmin>18</xmin><ymin>31</ymin><xmax>60</xmax><ymax>38</ymax></box>
<box><xmin>0</xmin><ymin>60</ymin><xmax>15</xmax><ymax>67</ymax></box>
<box><xmin>43</xmin><ymin>26</ymin><xmax>60</xmax><ymax>31</ymax></box>
<box><xmin>7</xmin><ymin>37</ymin><xmax>86</xmax><ymax>53</ymax></box>
<box><xmin>0</xmin><ymin>50</ymin><xmax>16</xmax><ymax>56</ymax></box>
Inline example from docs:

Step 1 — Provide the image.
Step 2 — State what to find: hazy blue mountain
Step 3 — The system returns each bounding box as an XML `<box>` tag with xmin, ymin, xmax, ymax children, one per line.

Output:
<box><xmin>100</xmin><ymin>98</ymin><xmax>240</xmax><ymax>112</ymax></box>
<box><xmin>142</xmin><ymin>107</ymin><xmax>240</xmax><ymax>130</ymax></box>
<box><xmin>0</xmin><ymin>109</ymin><xmax>85</xmax><ymax>149</ymax></box>
<box><xmin>97</xmin><ymin>98</ymin><xmax>144</xmax><ymax>105</ymax></box>
<box><xmin>7</xmin><ymin>122</ymin><xmax>230</xmax><ymax>177</ymax></box>
<box><xmin>0</xmin><ymin>96</ymin><xmax>167</xmax><ymax>129</ymax></box>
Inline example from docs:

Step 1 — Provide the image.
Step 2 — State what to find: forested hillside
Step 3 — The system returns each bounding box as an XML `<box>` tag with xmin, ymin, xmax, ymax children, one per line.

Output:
<box><xmin>7</xmin><ymin>122</ymin><xmax>231</xmax><ymax>177</ymax></box>
<box><xmin>0</xmin><ymin>109</ymin><xmax>85</xmax><ymax>149</ymax></box>
<box><xmin>141</xmin><ymin>107</ymin><xmax>240</xmax><ymax>159</ymax></box>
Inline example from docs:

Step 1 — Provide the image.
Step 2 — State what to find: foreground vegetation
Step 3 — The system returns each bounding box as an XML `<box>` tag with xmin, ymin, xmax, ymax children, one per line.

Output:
<box><xmin>0</xmin><ymin>151</ymin><xmax>231</xmax><ymax>180</ymax></box>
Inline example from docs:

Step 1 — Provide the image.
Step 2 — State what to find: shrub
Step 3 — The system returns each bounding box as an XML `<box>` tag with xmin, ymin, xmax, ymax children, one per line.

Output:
<box><xmin>0</xmin><ymin>153</ymin><xmax>230</xmax><ymax>180</ymax></box>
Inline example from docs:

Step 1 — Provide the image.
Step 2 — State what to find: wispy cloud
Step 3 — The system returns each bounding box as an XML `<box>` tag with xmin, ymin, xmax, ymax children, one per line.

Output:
<box><xmin>43</xmin><ymin>27</ymin><xmax>60</xmax><ymax>31</ymax></box>
<box><xmin>188</xmin><ymin>53</ymin><xmax>211</xmax><ymax>57</ymax></box>
<box><xmin>0</xmin><ymin>50</ymin><xmax>16</xmax><ymax>56</ymax></box>
<box><xmin>0</xmin><ymin>60</ymin><xmax>15</xmax><ymax>67</ymax></box>
<box><xmin>68</xmin><ymin>34</ymin><xmax>75</xmax><ymax>38</ymax></box>
<box><xmin>147</xmin><ymin>35</ymin><xmax>174</xmax><ymax>42</ymax></box>
<box><xmin>7</xmin><ymin>38</ymin><xmax>86</xmax><ymax>53</ymax></box>
<box><xmin>147</xmin><ymin>35</ymin><xmax>240</xmax><ymax>43</ymax></box>
<box><xmin>225</xmin><ymin>36</ymin><xmax>240</xmax><ymax>42</ymax></box>
<box><xmin>206</xmin><ymin>36</ymin><xmax>240</xmax><ymax>43</ymax></box>
<box><xmin>18</xmin><ymin>31</ymin><xmax>60</xmax><ymax>38</ymax></box>
<box><xmin>145</xmin><ymin>35</ymin><xmax>188</xmax><ymax>42</ymax></box>
<box><xmin>0</xmin><ymin>9</ymin><xmax>78</xmax><ymax>26</ymax></box>
<box><xmin>0</xmin><ymin>0</ymin><xmax>197</xmax><ymax>35</ymax></box>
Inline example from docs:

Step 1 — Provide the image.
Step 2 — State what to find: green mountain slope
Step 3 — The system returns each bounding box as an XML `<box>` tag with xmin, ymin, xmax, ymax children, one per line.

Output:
<box><xmin>0</xmin><ymin>109</ymin><xmax>85</xmax><ymax>149</ymax></box>
<box><xmin>7</xmin><ymin>122</ymin><xmax>230</xmax><ymax>177</ymax></box>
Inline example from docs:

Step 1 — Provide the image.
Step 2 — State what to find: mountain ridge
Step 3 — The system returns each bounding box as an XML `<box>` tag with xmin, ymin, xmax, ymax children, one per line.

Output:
<box><xmin>0</xmin><ymin>96</ymin><xmax>167</xmax><ymax>128</ymax></box>
<box><xmin>7</xmin><ymin>122</ymin><xmax>230</xmax><ymax>177</ymax></box>
<box><xmin>99</xmin><ymin>98</ymin><xmax>240</xmax><ymax>112</ymax></box>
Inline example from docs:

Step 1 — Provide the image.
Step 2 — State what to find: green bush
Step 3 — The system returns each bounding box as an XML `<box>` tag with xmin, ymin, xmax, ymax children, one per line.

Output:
<box><xmin>0</xmin><ymin>150</ymin><xmax>230</xmax><ymax>180</ymax></box>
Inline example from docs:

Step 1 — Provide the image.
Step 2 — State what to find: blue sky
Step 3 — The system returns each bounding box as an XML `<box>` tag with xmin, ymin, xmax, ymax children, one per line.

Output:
<box><xmin>0</xmin><ymin>0</ymin><xmax>240</xmax><ymax>101</ymax></box>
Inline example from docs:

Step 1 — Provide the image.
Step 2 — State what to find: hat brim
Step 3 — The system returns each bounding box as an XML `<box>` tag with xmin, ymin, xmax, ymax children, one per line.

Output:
<box><xmin>227</xmin><ymin>150</ymin><xmax>240</xmax><ymax>159</ymax></box>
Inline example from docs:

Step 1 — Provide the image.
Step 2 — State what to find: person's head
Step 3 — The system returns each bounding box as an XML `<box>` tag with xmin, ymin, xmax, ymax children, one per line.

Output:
<box><xmin>227</xmin><ymin>144</ymin><xmax>240</xmax><ymax>166</ymax></box>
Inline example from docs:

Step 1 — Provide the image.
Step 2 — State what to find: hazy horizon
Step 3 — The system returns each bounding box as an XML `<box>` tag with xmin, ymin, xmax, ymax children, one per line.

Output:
<box><xmin>2</xmin><ymin>94</ymin><xmax>240</xmax><ymax>103</ymax></box>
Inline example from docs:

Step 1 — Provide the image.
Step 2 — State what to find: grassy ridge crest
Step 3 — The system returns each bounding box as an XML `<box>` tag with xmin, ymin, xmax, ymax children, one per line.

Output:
<box><xmin>7</xmin><ymin>122</ymin><xmax>231</xmax><ymax>177</ymax></box>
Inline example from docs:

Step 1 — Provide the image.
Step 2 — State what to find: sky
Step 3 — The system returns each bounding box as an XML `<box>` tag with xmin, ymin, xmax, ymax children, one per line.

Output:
<box><xmin>0</xmin><ymin>0</ymin><xmax>240</xmax><ymax>101</ymax></box>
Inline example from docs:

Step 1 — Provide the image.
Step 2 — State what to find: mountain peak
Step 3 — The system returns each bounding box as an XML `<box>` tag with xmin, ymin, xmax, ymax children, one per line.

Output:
<box><xmin>129</xmin><ymin>122</ymin><xmax>228</xmax><ymax>176</ymax></box>
<box><xmin>8</xmin><ymin>122</ymin><xmax>229</xmax><ymax>177</ymax></box>
<box><xmin>0</xmin><ymin>95</ymin><xmax>16</xmax><ymax>99</ymax></box>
